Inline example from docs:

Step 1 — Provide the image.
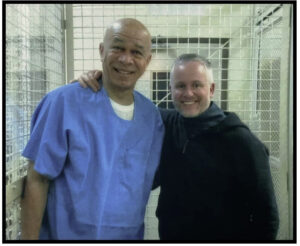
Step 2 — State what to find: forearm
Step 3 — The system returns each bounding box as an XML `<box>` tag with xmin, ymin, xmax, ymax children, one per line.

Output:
<box><xmin>249</xmin><ymin>157</ymin><xmax>279</xmax><ymax>239</ymax></box>
<box><xmin>21</xmin><ymin>162</ymin><xmax>49</xmax><ymax>240</ymax></box>
<box><xmin>254</xmin><ymin>178</ymin><xmax>279</xmax><ymax>239</ymax></box>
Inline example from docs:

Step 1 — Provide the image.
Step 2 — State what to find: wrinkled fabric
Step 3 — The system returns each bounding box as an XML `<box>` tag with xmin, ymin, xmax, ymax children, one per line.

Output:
<box><xmin>22</xmin><ymin>82</ymin><xmax>164</xmax><ymax>240</ymax></box>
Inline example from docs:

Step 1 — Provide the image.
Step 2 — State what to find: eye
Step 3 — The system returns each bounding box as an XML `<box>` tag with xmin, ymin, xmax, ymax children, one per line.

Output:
<box><xmin>132</xmin><ymin>50</ymin><xmax>143</xmax><ymax>56</ymax></box>
<box><xmin>176</xmin><ymin>84</ymin><xmax>185</xmax><ymax>89</ymax></box>
<box><xmin>112</xmin><ymin>46</ymin><xmax>123</xmax><ymax>51</ymax></box>
<box><xmin>193</xmin><ymin>82</ymin><xmax>203</xmax><ymax>88</ymax></box>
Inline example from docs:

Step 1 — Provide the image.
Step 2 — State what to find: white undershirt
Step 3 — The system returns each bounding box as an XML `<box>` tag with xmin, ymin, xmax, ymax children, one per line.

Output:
<box><xmin>109</xmin><ymin>98</ymin><xmax>134</xmax><ymax>121</ymax></box>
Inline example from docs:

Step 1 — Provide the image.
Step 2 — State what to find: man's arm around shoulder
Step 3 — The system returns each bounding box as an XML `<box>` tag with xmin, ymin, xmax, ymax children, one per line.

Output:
<box><xmin>21</xmin><ymin>161</ymin><xmax>49</xmax><ymax>240</ymax></box>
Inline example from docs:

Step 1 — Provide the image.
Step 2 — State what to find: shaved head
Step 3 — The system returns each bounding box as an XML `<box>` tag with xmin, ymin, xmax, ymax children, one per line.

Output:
<box><xmin>104</xmin><ymin>18</ymin><xmax>152</xmax><ymax>53</ymax></box>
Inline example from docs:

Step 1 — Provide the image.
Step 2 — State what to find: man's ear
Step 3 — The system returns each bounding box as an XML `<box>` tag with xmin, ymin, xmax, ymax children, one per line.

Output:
<box><xmin>210</xmin><ymin>82</ymin><xmax>215</xmax><ymax>98</ymax></box>
<box><xmin>99</xmin><ymin>43</ymin><xmax>104</xmax><ymax>62</ymax></box>
<box><xmin>146</xmin><ymin>54</ymin><xmax>152</xmax><ymax>67</ymax></box>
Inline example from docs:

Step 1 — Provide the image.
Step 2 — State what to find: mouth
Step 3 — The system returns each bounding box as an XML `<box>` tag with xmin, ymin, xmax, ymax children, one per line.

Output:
<box><xmin>114</xmin><ymin>67</ymin><xmax>134</xmax><ymax>75</ymax></box>
<box><xmin>182</xmin><ymin>101</ymin><xmax>196</xmax><ymax>105</ymax></box>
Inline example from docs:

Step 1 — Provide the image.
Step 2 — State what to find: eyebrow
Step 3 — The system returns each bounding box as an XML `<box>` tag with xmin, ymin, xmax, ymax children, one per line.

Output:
<box><xmin>134</xmin><ymin>44</ymin><xmax>145</xmax><ymax>52</ymax></box>
<box><xmin>175</xmin><ymin>80</ymin><xmax>203</xmax><ymax>85</ymax></box>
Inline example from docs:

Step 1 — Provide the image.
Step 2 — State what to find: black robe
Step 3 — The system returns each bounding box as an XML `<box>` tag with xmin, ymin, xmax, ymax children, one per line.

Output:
<box><xmin>153</xmin><ymin>102</ymin><xmax>279</xmax><ymax>241</ymax></box>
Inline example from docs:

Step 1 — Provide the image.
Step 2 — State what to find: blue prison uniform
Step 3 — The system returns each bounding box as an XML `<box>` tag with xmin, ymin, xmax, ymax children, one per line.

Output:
<box><xmin>22</xmin><ymin>82</ymin><xmax>164</xmax><ymax>240</ymax></box>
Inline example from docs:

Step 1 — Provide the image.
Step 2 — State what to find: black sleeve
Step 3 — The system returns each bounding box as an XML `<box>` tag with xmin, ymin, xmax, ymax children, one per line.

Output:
<box><xmin>233</xmin><ymin>129</ymin><xmax>279</xmax><ymax>240</ymax></box>
<box><xmin>152</xmin><ymin>108</ymin><xmax>175</xmax><ymax>190</ymax></box>
<box><xmin>152</xmin><ymin>163</ymin><xmax>161</xmax><ymax>190</ymax></box>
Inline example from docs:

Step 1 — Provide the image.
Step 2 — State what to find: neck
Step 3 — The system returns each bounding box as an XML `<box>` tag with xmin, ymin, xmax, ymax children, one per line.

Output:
<box><xmin>103</xmin><ymin>80</ymin><xmax>134</xmax><ymax>106</ymax></box>
<box><xmin>182</xmin><ymin>102</ymin><xmax>226</xmax><ymax>132</ymax></box>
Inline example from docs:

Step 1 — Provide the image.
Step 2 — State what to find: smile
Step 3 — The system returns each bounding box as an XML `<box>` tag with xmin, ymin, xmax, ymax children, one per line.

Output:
<box><xmin>114</xmin><ymin>68</ymin><xmax>134</xmax><ymax>74</ymax></box>
<box><xmin>182</xmin><ymin>101</ymin><xmax>196</xmax><ymax>105</ymax></box>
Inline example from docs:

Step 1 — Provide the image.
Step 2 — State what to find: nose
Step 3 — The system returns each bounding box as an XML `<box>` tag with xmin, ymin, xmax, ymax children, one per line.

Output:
<box><xmin>183</xmin><ymin>87</ymin><xmax>194</xmax><ymax>97</ymax></box>
<box><xmin>118</xmin><ymin>52</ymin><xmax>134</xmax><ymax>65</ymax></box>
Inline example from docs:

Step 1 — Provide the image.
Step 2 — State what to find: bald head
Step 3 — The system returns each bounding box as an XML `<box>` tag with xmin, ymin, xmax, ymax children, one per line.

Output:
<box><xmin>104</xmin><ymin>18</ymin><xmax>152</xmax><ymax>53</ymax></box>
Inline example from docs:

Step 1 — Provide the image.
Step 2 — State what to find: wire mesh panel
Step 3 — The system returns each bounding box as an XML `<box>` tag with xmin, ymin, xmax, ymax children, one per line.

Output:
<box><xmin>69</xmin><ymin>3</ymin><xmax>291</xmax><ymax>240</ymax></box>
<box><xmin>5</xmin><ymin>4</ymin><xmax>65</xmax><ymax>240</ymax></box>
<box><xmin>263</xmin><ymin>11</ymin><xmax>289</xmax><ymax>240</ymax></box>
<box><xmin>252</xmin><ymin>5</ymin><xmax>288</xmax><ymax>239</ymax></box>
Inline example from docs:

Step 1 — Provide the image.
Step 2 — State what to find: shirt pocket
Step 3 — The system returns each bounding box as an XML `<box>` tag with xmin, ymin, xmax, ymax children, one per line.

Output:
<box><xmin>121</xmin><ymin>150</ymin><xmax>148</xmax><ymax>190</ymax></box>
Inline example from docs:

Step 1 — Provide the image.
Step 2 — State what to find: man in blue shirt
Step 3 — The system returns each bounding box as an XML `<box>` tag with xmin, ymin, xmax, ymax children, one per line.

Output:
<box><xmin>21</xmin><ymin>18</ymin><xmax>164</xmax><ymax>240</ymax></box>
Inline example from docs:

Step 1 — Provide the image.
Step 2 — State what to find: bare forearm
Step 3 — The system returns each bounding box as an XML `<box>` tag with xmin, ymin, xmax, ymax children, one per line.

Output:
<box><xmin>21</xmin><ymin>162</ymin><xmax>49</xmax><ymax>240</ymax></box>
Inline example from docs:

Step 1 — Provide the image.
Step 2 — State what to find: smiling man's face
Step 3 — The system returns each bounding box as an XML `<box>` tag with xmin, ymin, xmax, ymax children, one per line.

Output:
<box><xmin>100</xmin><ymin>19</ymin><xmax>152</xmax><ymax>92</ymax></box>
<box><xmin>170</xmin><ymin>61</ymin><xmax>215</xmax><ymax>118</ymax></box>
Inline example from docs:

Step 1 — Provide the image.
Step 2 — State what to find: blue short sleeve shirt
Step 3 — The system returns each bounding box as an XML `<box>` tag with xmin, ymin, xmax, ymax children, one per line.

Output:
<box><xmin>22</xmin><ymin>82</ymin><xmax>164</xmax><ymax>240</ymax></box>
